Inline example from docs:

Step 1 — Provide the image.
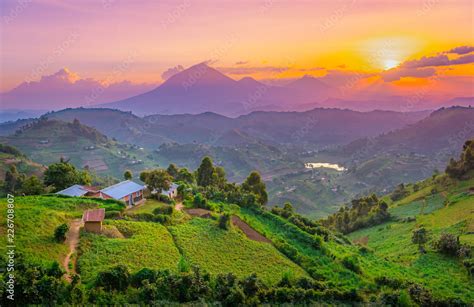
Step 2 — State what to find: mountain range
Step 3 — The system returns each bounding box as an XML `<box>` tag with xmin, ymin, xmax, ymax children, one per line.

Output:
<box><xmin>2</xmin><ymin>64</ymin><xmax>472</xmax><ymax>118</ymax></box>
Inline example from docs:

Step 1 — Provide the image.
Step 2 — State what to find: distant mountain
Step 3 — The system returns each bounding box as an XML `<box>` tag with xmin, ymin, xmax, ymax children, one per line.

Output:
<box><xmin>0</xmin><ymin>68</ymin><xmax>154</xmax><ymax>110</ymax></box>
<box><xmin>0</xmin><ymin>109</ymin><xmax>47</xmax><ymax>123</ymax></box>
<box><xmin>342</xmin><ymin>106</ymin><xmax>474</xmax><ymax>157</ymax></box>
<box><xmin>22</xmin><ymin>107</ymin><xmax>429</xmax><ymax>150</ymax></box>
<box><xmin>102</xmin><ymin>63</ymin><xmax>334</xmax><ymax>116</ymax></box>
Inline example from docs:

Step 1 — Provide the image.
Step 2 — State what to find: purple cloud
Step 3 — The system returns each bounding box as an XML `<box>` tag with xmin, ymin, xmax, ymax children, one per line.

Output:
<box><xmin>447</xmin><ymin>45</ymin><xmax>474</xmax><ymax>55</ymax></box>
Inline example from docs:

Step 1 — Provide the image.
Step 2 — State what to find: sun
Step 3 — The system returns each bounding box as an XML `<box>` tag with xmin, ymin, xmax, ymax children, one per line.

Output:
<box><xmin>383</xmin><ymin>59</ymin><xmax>399</xmax><ymax>70</ymax></box>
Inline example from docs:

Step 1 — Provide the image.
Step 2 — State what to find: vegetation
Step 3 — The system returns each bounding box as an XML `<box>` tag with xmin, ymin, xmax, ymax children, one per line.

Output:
<box><xmin>321</xmin><ymin>194</ymin><xmax>390</xmax><ymax>234</ymax></box>
<box><xmin>54</xmin><ymin>223</ymin><xmax>69</xmax><ymax>242</ymax></box>
<box><xmin>446</xmin><ymin>139</ymin><xmax>474</xmax><ymax>179</ymax></box>
<box><xmin>168</xmin><ymin>218</ymin><xmax>308</xmax><ymax>285</ymax></box>
<box><xmin>44</xmin><ymin>158</ymin><xmax>91</xmax><ymax>191</ymax></box>
<box><xmin>140</xmin><ymin>169</ymin><xmax>172</xmax><ymax>192</ymax></box>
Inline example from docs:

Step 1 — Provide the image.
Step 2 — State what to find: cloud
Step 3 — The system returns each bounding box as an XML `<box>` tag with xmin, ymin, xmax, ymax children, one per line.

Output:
<box><xmin>381</xmin><ymin>67</ymin><xmax>436</xmax><ymax>82</ymax></box>
<box><xmin>1</xmin><ymin>68</ymin><xmax>155</xmax><ymax>109</ymax></box>
<box><xmin>447</xmin><ymin>45</ymin><xmax>474</xmax><ymax>55</ymax></box>
<box><xmin>235</xmin><ymin>61</ymin><xmax>248</xmax><ymax>65</ymax></box>
<box><xmin>401</xmin><ymin>47</ymin><xmax>474</xmax><ymax>68</ymax></box>
<box><xmin>161</xmin><ymin>65</ymin><xmax>184</xmax><ymax>80</ymax></box>
<box><xmin>402</xmin><ymin>54</ymin><xmax>450</xmax><ymax>68</ymax></box>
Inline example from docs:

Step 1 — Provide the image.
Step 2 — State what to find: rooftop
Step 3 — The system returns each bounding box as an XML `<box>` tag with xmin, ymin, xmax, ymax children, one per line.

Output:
<box><xmin>100</xmin><ymin>180</ymin><xmax>145</xmax><ymax>200</ymax></box>
<box><xmin>56</xmin><ymin>184</ymin><xmax>89</xmax><ymax>197</ymax></box>
<box><xmin>82</xmin><ymin>208</ymin><xmax>105</xmax><ymax>222</ymax></box>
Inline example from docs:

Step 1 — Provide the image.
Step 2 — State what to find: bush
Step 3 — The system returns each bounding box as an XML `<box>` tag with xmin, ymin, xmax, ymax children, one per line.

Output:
<box><xmin>153</xmin><ymin>205</ymin><xmax>174</xmax><ymax>215</ymax></box>
<box><xmin>54</xmin><ymin>223</ymin><xmax>69</xmax><ymax>242</ymax></box>
<box><xmin>105</xmin><ymin>210</ymin><xmax>122</xmax><ymax>219</ymax></box>
<box><xmin>341</xmin><ymin>255</ymin><xmax>361</xmax><ymax>274</ymax></box>
<box><xmin>435</xmin><ymin>233</ymin><xmax>460</xmax><ymax>256</ymax></box>
<box><xmin>95</xmin><ymin>265</ymin><xmax>130</xmax><ymax>291</ymax></box>
<box><xmin>218</xmin><ymin>213</ymin><xmax>231</xmax><ymax>230</ymax></box>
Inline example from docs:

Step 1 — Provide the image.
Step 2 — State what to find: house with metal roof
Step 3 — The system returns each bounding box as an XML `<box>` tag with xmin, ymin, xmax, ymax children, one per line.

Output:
<box><xmin>161</xmin><ymin>182</ymin><xmax>179</xmax><ymax>199</ymax></box>
<box><xmin>56</xmin><ymin>184</ymin><xmax>100</xmax><ymax>197</ymax></box>
<box><xmin>100</xmin><ymin>180</ymin><xmax>145</xmax><ymax>206</ymax></box>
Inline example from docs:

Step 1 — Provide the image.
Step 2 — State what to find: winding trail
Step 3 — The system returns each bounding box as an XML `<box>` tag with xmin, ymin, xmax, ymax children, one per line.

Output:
<box><xmin>175</xmin><ymin>201</ymin><xmax>184</xmax><ymax>211</ymax></box>
<box><xmin>63</xmin><ymin>219</ymin><xmax>83</xmax><ymax>282</ymax></box>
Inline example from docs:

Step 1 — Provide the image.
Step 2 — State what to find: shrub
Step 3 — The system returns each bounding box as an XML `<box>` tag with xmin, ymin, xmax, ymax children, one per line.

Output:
<box><xmin>218</xmin><ymin>213</ymin><xmax>231</xmax><ymax>230</ymax></box>
<box><xmin>153</xmin><ymin>205</ymin><xmax>174</xmax><ymax>215</ymax></box>
<box><xmin>105</xmin><ymin>210</ymin><xmax>122</xmax><ymax>219</ymax></box>
<box><xmin>341</xmin><ymin>255</ymin><xmax>361</xmax><ymax>274</ymax></box>
<box><xmin>435</xmin><ymin>233</ymin><xmax>460</xmax><ymax>256</ymax></box>
<box><xmin>95</xmin><ymin>265</ymin><xmax>130</xmax><ymax>291</ymax></box>
<box><xmin>54</xmin><ymin>223</ymin><xmax>69</xmax><ymax>242</ymax></box>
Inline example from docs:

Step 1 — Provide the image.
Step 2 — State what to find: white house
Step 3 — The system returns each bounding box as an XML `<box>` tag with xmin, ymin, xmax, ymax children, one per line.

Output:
<box><xmin>161</xmin><ymin>183</ymin><xmax>179</xmax><ymax>199</ymax></box>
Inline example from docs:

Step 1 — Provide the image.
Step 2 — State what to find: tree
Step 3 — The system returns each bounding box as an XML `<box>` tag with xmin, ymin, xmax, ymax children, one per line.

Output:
<box><xmin>196</xmin><ymin>157</ymin><xmax>216</xmax><ymax>187</ymax></box>
<box><xmin>176</xmin><ymin>168</ymin><xmax>194</xmax><ymax>184</ymax></box>
<box><xmin>4</xmin><ymin>165</ymin><xmax>20</xmax><ymax>192</ymax></box>
<box><xmin>20</xmin><ymin>175</ymin><xmax>45</xmax><ymax>195</ymax></box>
<box><xmin>95</xmin><ymin>265</ymin><xmax>130</xmax><ymax>291</ymax></box>
<box><xmin>44</xmin><ymin>159</ymin><xmax>91</xmax><ymax>191</ymax></box>
<box><xmin>390</xmin><ymin>183</ymin><xmax>408</xmax><ymax>201</ymax></box>
<box><xmin>123</xmin><ymin>170</ymin><xmax>132</xmax><ymax>180</ymax></box>
<box><xmin>54</xmin><ymin>223</ymin><xmax>69</xmax><ymax>242</ymax></box>
<box><xmin>241</xmin><ymin>171</ymin><xmax>268</xmax><ymax>205</ymax></box>
<box><xmin>412</xmin><ymin>227</ymin><xmax>428</xmax><ymax>253</ymax></box>
<box><xmin>446</xmin><ymin>139</ymin><xmax>474</xmax><ymax>179</ymax></box>
<box><xmin>167</xmin><ymin>163</ymin><xmax>179</xmax><ymax>179</ymax></box>
<box><xmin>142</xmin><ymin>169</ymin><xmax>172</xmax><ymax>193</ymax></box>
<box><xmin>214</xmin><ymin>166</ymin><xmax>227</xmax><ymax>188</ymax></box>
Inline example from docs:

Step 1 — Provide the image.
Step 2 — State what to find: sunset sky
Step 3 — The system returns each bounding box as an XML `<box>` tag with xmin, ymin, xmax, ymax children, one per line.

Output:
<box><xmin>1</xmin><ymin>0</ymin><xmax>473</xmax><ymax>97</ymax></box>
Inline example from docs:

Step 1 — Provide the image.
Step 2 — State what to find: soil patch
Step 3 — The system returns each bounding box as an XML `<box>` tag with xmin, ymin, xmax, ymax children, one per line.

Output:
<box><xmin>185</xmin><ymin>208</ymin><xmax>212</xmax><ymax>218</ymax></box>
<box><xmin>231</xmin><ymin>216</ymin><xmax>271</xmax><ymax>243</ymax></box>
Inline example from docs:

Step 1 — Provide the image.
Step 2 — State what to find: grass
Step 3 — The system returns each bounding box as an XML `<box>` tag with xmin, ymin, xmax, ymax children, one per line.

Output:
<box><xmin>125</xmin><ymin>199</ymin><xmax>168</xmax><ymax>214</ymax></box>
<box><xmin>77</xmin><ymin>220</ymin><xmax>181</xmax><ymax>285</ymax></box>
<box><xmin>0</xmin><ymin>195</ymin><xmax>122</xmax><ymax>267</ymax></box>
<box><xmin>168</xmin><ymin>217</ymin><xmax>308</xmax><ymax>285</ymax></box>
<box><xmin>348</xmin><ymin>178</ymin><xmax>474</xmax><ymax>302</ymax></box>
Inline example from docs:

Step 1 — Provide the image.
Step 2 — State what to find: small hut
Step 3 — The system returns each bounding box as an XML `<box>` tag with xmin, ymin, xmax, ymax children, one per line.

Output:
<box><xmin>82</xmin><ymin>208</ymin><xmax>105</xmax><ymax>233</ymax></box>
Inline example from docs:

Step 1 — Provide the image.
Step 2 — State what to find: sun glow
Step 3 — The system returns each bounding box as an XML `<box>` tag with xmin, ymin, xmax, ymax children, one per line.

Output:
<box><xmin>383</xmin><ymin>59</ymin><xmax>400</xmax><ymax>70</ymax></box>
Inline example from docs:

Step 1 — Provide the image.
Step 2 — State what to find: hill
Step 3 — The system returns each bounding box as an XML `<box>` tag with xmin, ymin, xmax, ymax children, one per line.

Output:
<box><xmin>347</xmin><ymin>174</ymin><xmax>473</xmax><ymax>301</ymax></box>
<box><xmin>0</xmin><ymin>118</ymin><xmax>159</xmax><ymax>179</ymax></box>
<box><xmin>23</xmin><ymin>107</ymin><xmax>428</xmax><ymax>150</ymax></box>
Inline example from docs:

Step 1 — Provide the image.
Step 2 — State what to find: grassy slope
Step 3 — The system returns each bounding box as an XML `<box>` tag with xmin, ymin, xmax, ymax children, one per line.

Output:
<box><xmin>0</xmin><ymin>152</ymin><xmax>45</xmax><ymax>179</ymax></box>
<box><xmin>348</xmin><ymin>176</ymin><xmax>474</xmax><ymax>302</ymax></box>
<box><xmin>0</xmin><ymin>195</ymin><xmax>124</xmax><ymax>266</ymax></box>
<box><xmin>168</xmin><ymin>218</ymin><xmax>308</xmax><ymax>285</ymax></box>
<box><xmin>78</xmin><ymin>220</ymin><xmax>181</xmax><ymax>285</ymax></box>
<box><xmin>1</xmin><ymin>120</ymin><xmax>158</xmax><ymax>180</ymax></box>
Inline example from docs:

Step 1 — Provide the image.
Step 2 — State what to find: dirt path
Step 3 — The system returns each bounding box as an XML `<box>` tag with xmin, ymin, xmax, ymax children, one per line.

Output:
<box><xmin>231</xmin><ymin>216</ymin><xmax>271</xmax><ymax>243</ymax></box>
<box><xmin>175</xmin><ymin>202</ymin><xmax>184</xmax><ymax>211</ymax></box>
<box><xmin>63</xmin><ymin>219</ymin><xmax>83</xmax><ymax>282</ymax></box>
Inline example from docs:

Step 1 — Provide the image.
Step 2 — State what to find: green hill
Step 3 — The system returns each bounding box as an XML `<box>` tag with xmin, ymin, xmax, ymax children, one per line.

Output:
<box><xmin>0</xmin><ymin>118</ymin><xmax>158</xmax><ymax>180</ymax></box>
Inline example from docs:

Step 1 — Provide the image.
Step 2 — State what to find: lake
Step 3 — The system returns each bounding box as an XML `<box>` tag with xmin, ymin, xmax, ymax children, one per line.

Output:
<box><xmin>304</xmin><ymin>162</ymin><xmax>346</xmax><ymax>171</ymax></box>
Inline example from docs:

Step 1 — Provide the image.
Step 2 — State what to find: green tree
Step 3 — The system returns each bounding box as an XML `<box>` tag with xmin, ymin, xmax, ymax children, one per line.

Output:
<box><xmin>143</xmin><ymin>169</ymin><xmax>172</xmax><ymax>193</ymax></box>
<box><xmin>176</xmin><ymin>168</ymin><xmax>194</xmax><ymax>184</ymax></box>
<box><xmin>123</xmin><ymin>170</ymin><xmax>132</xmax><ymax>180</ymax></box>
<box><xmin>241</xmin><ymin>171</ymin><xmax>268</xmax><ymax>205</ymax></box>
<box><xmin>20</xmin><ymin>175</ymin><xmax>45</xmax><ymax>195</ymax></box>
<box><xmin>196</xmin><ymin>156</ymin><xmax>216</xmax><ymax>187</ymax></box>
<box><xmin>4</xmin><ymin>165</ymin><xmax>20</xmax><ymax>192</ymax></box>
<box><xmin>44</xmin><ymin>159</ymin><xmax>91</xmax><ymax>191</ymax></box>
<box><xmin>412</xmin><ymin>227</ymin><xmax>428</xmax><ymax>253</ymax></box>
<box><xmin>167</xmin><ymin>163</ymin><xmax>179</xmax><ymax>179</ymax></box>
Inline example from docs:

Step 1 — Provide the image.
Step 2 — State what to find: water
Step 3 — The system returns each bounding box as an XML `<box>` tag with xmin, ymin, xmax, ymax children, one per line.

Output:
<box><xmin>304</xmin><ymin>162</ymin><xmax>346</xmax><ymax>171</ymax></box>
